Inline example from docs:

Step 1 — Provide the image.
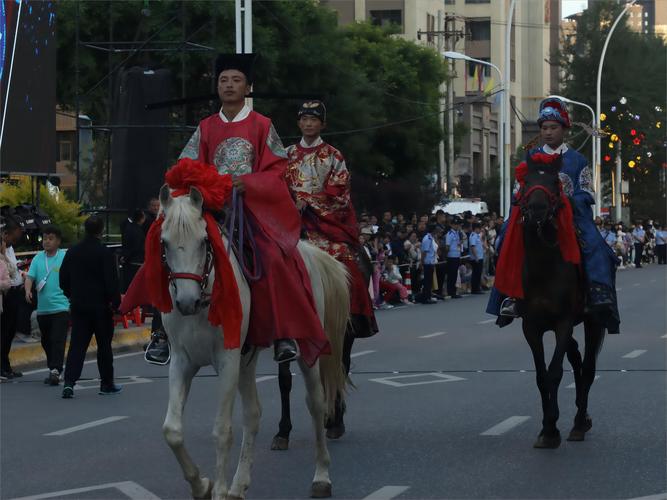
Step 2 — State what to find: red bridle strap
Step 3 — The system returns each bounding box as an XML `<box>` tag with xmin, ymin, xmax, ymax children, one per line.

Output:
<box><xmin>168</xmin><ymin>272</ymin><xmax>205</xmax><ymax>283</ymax></box>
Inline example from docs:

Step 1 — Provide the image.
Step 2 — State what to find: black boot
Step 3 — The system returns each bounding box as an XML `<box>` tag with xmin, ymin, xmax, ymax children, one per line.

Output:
<box><xmin>274</xmin><ymin>339</ymin><xmax>299</xmax><ymax>363</ymax></box>
<box><xmin>145</xmin><ymin>330</ymin><xmax>171</xmax><ymax>365</ymax></box>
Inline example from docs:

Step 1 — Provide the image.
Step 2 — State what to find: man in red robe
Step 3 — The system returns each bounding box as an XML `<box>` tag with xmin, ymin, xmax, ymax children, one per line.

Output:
<box><xmin>147</xmin><ymin>54</ymin><xmax>328</xmax><ymax>366</ymax></box>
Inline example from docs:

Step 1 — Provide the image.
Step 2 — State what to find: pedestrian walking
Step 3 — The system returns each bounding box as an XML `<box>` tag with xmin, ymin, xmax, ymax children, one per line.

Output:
<box><xmin>24</xmin><ymin>225</ymin><xmax>70</xmax><ymax>385</ymax></box>
<box><xmin>0</xmin><ymin>219</ymin><xmax>25</xmax><ymax>379</ymax></box>
<box><xmin>445</xmin><ymin>217</ymin><xmax>463</xmax><ymax>299</ymax></box>
<box><xmin>632</xmin><ymin>222</ymin><xmax>645</xmax><ymax>268</ymax></box>
<box><xmin>59</xmin><ymin>216</ymin><xmax>122</xmax><ymax>398</ymax></box>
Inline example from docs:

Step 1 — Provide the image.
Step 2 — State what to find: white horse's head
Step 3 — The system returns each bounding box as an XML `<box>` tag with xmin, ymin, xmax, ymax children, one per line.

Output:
<box><xmin>159</xmin><ymin>184</ymin><xmax>212</xmax><ymax>316</ymax></box>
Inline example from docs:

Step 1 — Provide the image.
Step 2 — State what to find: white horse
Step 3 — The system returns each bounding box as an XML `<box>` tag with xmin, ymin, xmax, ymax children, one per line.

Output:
<box><xmin>158</xmin><ymin>185</ymin><xmax>350</xmax><ymax>499</ymax></box>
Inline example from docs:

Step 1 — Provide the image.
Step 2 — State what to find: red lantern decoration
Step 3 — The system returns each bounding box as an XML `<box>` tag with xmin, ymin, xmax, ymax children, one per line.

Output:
<box><xmin>604</xmin><ymin>155</ymin><xmax>611</xmax><ymax>162</ymax></box>
<box><xmin>633</xmin><ymin>138</ymin><xmax>641</xmax><ymax>145</ymax></box>
<box><xmin>630</xmin><ymin>129</ymin><xmax>637</xmax><ymax>136</ymax></box>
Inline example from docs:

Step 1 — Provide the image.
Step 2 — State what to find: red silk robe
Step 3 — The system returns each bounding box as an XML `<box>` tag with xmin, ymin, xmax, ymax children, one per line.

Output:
<box><xmin>285</xmin><ymin>139</ymin><xmax>375</xmax><ymax>329</ymax></box>
<box><xmin>181</xmin><ymin>107</ymin><xmax>329</xmax><ymax>365</ymax></box>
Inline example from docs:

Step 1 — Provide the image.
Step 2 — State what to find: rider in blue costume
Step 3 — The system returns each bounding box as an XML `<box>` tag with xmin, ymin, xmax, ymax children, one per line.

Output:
<box><xmin>487</xmin><ymin>97</ymin><xmax>620</xmax><ymax>334</ymax></box>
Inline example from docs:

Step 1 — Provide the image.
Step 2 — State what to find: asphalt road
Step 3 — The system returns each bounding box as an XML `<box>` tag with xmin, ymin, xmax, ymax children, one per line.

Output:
<box><xmin>1</xmin><ymin>265</ymin><xmax>665</xmax><ymax>500</ymax></box>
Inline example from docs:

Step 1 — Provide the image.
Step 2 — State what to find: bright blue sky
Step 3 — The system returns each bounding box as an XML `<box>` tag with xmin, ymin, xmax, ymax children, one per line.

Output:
<box><xmin>562</xmin><ymin>0</ymin><xmax>588</xmax><ymax>19</ymax></box>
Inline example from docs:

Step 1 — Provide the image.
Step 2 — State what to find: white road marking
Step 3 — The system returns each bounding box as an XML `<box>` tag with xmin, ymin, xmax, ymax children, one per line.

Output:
<box><xmin>627</xmin><ymin>493</ymin><xmax>667</xmax><ymax>500</ymax></box>
<box><xmin>622</xmin><ymin>349</ymin><xmax>647</xmax><ymax>359</ymax></box>
<box><xmin>351</xmin><ymin>350</ymin><xmax>376</xmax><ymax>358</ymax></box>
<box><xmin>419</xmin><ymin>331</ymin><xmax>447</xmax><ymax>338</ymax></box>
<box><xmin>10</xmin><ymin>481</ymin><xmax>161</xmax><ymax>500</ymax></box>
<box><xmin>650</xmin><ymin>279</ymin><xmax>657</xmax><ymax>283</ymax></box>
<box><xmin>567</xmin><ymin>375</ymin><xmax>600</xmax><ymax>389</ymax></box>
<box><xmin>632</xmin><ymin>283</ymin><xmax>641</xmax><ymax>287</ymax></box>
<box><xmin>616</xmin><ymin>287</ymin><xmax>622</xmax><ymax>292</ymax></box>
<box><xmin>370</xmin><ymin>372</ymin><xmax>465</xmax><ymax>388</ymax></box>
<box><xmin>255</xmin><ymin>375</ymin><xmax>277</xmax><ymax>383</ymax></box>
<box><xmin>661</xmin><ymin>334</ymin><xmax>667</xmax><ymax>339</ymax></box>
<box><xmin>44</xmin><ymin>416</ymin><xmax>129</xmax><ymax>436</ymax></box>
<box><xmin>481</xmin><ymin>416</ymin><xmax>531</xmax><ymax>436</ymax></box>
<box><xmin>478</xmin><ymin>318</ymin><xmax>496</xmax><ymax>324</ymax></box>
<box><xmin>362</xmin><ymin>486</ymin><xmax>410</xmax><ymax>500</ymax></box>
<box><xmin>22</xmin><ymin>351</ymin><xmax>144</xmax><ymax>376</ymax></box>
<box><xmin>75</xmin><ymin>375</ymin><xmax>152</xmax><ymax>391</ymax></box>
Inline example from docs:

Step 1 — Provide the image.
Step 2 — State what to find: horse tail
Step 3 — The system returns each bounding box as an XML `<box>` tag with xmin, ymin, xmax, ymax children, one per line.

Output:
<box><xmin>301</xmin><ymin>242</ymin><xmax>351</xmax><ymax>415</ymax></box>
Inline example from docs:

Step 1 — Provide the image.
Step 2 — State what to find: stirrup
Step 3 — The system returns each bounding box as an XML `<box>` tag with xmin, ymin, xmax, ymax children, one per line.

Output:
<box><xmin>499</xmin><ymin>298</ymin><xmax>519</xmax><ymax>318</ymax></box>
<box><xmin>144</xmin><ymin>331</ymin><xmax>171</xmax><ymax>366</ymax></box>
<box><xmin>274</xmin><ymin>339</ymin><xmax>300</xmax><ymax>364</ymax></box>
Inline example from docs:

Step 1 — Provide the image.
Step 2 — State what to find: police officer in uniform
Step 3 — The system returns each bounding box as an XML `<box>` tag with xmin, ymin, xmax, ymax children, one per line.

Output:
<box><xmin>445</xmin><ymin>217</ymin><xmax>463</xmax><ymax>299</ymax></box>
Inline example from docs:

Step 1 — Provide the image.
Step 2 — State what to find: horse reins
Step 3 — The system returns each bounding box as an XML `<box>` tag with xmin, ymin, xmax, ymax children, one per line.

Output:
<box><xmin>161</xmin><ymin>235</ymin><xmax>214</xmax><ymax>307</ymax></box>
<box><xmin>518</xmin><ymin>184</ymin><xmax>562</xmax><ymax>248</ymax></box>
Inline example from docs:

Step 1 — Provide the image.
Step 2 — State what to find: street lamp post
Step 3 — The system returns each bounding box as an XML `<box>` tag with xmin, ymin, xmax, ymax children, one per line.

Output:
<box><xmin>503</xmin><ymin>0</ymin><xmax>517</xmax><ymax>218</ymax></box>
<box><xmin>596</xmin><ymin>0</ymin><xmax>636</xmax><ymax>222</ymax></box>
<box><xmin>443</xmin><ymin>51</ymin><xmax>504</xmax><ymax>214</ymax></box>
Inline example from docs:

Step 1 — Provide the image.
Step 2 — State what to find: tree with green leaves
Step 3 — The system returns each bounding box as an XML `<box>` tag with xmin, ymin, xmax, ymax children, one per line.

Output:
<box><xmin>558</xmin><ymin>0</ymin><xmax>666</xmax><ymax>222</ymax></box>
<box><xmin>56</xmin><ymin>0</ymin><xmax>449</xmax><ymax>214</ymax></box>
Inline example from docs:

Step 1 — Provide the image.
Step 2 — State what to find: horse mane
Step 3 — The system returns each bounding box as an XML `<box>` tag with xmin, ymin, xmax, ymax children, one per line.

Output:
<box><xmin>162</xmin><ymin>196</ymin><xmax>206</xmax><ymax>241</ymax></box>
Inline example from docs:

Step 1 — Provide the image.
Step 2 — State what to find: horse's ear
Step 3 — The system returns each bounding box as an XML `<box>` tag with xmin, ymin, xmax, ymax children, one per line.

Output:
<box><xmin>189</xmin><ymin>186</ymin><xmax>203</xmax><ymax>212</ymax></box>
<box><xmin>159</xmin><ymin>184</ymin><xmax>172</xmax><ymax>210</ymax></box>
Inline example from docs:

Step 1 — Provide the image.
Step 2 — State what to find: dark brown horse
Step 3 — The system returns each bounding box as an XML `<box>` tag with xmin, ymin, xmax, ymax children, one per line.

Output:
<box><xmin>518</xmin><ymin>156</ymin><xmax>606</xmax><ymax>448</ymax></box>
<box><xmin>271</xmin><ymin>249</ymin><xmax>374</xmax><ymax>450</ymax></box>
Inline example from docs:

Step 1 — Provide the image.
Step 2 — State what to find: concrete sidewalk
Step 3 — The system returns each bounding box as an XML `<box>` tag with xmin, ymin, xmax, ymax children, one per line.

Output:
<box><xmin>8</xmin><ymin>326</ymin><xmax>151</xmax><ymax>368</ymax></box>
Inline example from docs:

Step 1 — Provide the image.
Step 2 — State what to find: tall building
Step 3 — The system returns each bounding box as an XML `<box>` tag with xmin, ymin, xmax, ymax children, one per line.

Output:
<box><xmin>442</xmin><ymin>0</ymin><xmax>560</xmax><ymax>189</ymax></box>
<box><xmin>320</xmin><ymin>0</ymin><xmax>445</xmax><ymax>46</ymax></box>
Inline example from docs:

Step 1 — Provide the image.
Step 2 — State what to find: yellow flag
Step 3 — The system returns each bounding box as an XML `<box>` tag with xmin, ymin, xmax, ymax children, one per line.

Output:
<box><xmin>484</xmin><ymin>76</ymin><xmax>495</xmax><ymax>94</ymax></box>
<box><xmin>472</xmin><ymin>65</ymin><xmax>479</xmax><ymax>92</ymax></box>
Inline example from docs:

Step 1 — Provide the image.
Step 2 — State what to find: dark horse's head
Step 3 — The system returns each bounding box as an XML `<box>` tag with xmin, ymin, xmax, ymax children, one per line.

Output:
<box><xmin>519</xmin><ymin>153</ymin><xmax>563</xmax><ymax>231</ymax></box>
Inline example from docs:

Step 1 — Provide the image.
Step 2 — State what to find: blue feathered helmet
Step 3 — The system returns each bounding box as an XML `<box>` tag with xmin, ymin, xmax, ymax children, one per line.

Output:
<box><xmin>537</xmin><ymin>97</ymin><xmax>571</xmax><ymax>128</ymax></box>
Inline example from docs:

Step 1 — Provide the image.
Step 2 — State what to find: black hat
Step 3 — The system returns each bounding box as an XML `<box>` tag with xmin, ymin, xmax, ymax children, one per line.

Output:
<box><xmin>215</xmin><ymin>53</ymin><xmax>257</xmax><ymax>85</ymax></box>
<box><xmin>298</xmin><ymin>100</ymin><xmax>326</xmax><ymax>122</ymax></box>
<box><xmin>452</xmin><ymin>216</ymin><xmax>463</xmax><ymax>225</ymax></box>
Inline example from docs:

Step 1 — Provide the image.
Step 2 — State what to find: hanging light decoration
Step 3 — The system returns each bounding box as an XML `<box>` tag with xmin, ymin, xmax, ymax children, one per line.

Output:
<box><xmin>611</xmin><ymin>105</ymin><xmax>617</xmax><ymax>112</ymax></box>
<box><xmin>619</xmin><ymin>97</ymin><xmax>627</xmax><ymax>104</ymax></box>
<box><xmin>628</xmin><ymin>160</ymin><xmax>636</xmax><ymax>168</ymax></box>
<box><xmin>609</xmin><ymin>142</ymin><xmax>615</xmax><ymax>149</ymax></box>
<box><xmin>630</xmin><ymin>129</ymin><xmax>637</xmax><ymax>136</ymax></box>
<box><xmin>633</xmin><ymin>138</ymin><xmax>641</xmax><ymax>145</ymax></box>
<box><xmin>604</xmin><ymin>155</ymin><xmax>612</xmax><ymax>162</ymax></box>
<box><xmin>600</xmin><ymin>113</ymin><xmax>607</xmax><ymax>121</ymax></box>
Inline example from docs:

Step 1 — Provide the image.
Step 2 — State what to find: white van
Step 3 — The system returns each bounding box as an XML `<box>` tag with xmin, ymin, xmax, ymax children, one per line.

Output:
<box><xmin>432</xmin><ymin>199</ymin><xmax>489</xmax><ymax>216</ymax></box>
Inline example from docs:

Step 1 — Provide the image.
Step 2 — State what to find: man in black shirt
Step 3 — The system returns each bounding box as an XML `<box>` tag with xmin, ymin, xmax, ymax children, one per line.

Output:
<box><xmin>60</xmin><ymin>216</ymin><xmax>122</xmax><ymax>398</ymax></box>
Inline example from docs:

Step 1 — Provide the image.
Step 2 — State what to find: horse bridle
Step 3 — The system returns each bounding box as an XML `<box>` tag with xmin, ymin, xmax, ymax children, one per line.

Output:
<box><xmin>518</xmin><ymin>184</ymin><xmax>562</xmax><ymax>247</ymax></box>
<box><xmin>161</xmin><ymin>237</ymin><xmax>214</xmax><ymax>308</ymax></box>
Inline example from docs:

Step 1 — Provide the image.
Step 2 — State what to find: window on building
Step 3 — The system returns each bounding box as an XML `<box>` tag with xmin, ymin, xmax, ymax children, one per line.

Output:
<box><xmin>467</xmin><ymin>19</ymin><xmax>491</xmax><ymax>41</ymax></box>
<box><xmin>58</xmin><ymin>140</ymin><xmax>72</xmax><ymax>162</ymax></box>
<box><xmin>370</xmin><ymin>10</ymin><xmax>402</xmax><ymax>29</ymax></box>
<box><xmin>445</xmin><ymin>0</ymin><xmax>455</xmax><ymax>4</ymax></box>
<box><xmin>467</xmin><ymin>58</ymin><xmax>491</xmax><ymax>78</ymax></box>
<box><xmin>465</xmin><ymin>0</ymin><xmax>490</xmax><ymax>3</ymax></box>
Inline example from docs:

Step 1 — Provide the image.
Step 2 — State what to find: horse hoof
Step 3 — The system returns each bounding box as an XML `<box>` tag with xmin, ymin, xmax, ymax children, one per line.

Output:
<box><xmin>193</xmin><ymin>477</ymin><xmax>213</xmax><ymax>499</ymax></box>
<box><xmin>271</xmin><ymin>435</ymin><xmax>289</xmax><ymax>451</ymax></box>
<box><xmin>533</xmin><ymin>431</ymin><xmax>561</xmax><ymax>449</ymax></box>
<box><xmin>311</xmin><ymin>481</ymin><xmax>332</xmax><ymax>498</ymax></box>
<box><xmin>326</xmin><ymin>424</ymin><xmax>345</xmax><ymax>440</ymax></box>
<box><xmin>567</xmin><ymin>429</ymin><xmax>586</xmax><ymax>441</ymax></box>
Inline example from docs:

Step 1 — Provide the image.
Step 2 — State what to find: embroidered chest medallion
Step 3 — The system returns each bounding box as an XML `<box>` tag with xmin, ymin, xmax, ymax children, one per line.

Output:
<box><xmin>214</xmin><ymin>137</ymin><xmax>255</xmax><ymax>175</ymax></box>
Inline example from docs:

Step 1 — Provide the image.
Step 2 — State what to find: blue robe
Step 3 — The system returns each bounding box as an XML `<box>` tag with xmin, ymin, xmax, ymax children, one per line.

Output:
<box><xmin>487</xmin><ymin>145</ymin><xmax>620</xmax><ymax>333</ymax></box>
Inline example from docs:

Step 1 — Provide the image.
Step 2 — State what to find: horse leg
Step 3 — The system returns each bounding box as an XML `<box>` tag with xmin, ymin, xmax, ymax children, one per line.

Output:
<box><xmin>229</xmin><ymin>350</ymin><xmax>262</xmax><ymax>500</ymax></box>
<box><xmin>566</xmin><ymin>337</ymin><xmax>587</xmax><ymax>441</ymax></box>
<box><xmin>569</xmin><ymin>317</ymin><xmax>606</xmax><ymax>441</ymax></box>
<box><xmin>299</xmin><ymin>359</ymin><xmax>332</xmax><ymax>498</ymax></box>
<box><xmin>163</xmin><ymin>355</ymin><xmax>212</xmax><ymax>499</ymax></box>
<box><xmin>211</xmin><ymin>351</ymin><xmax>241</xmax><ymax>500</ymax></box>
<box><xmin>522</xmin><ymin>326</ymin><xmax>553</xmax><ymax>447</ymax></box>
<box><xmin>535</xmin><ymin>323</ymin><xmax>573</xmax><ymax>449</ymax></box>
<box><xmin>271</xmin><ymin>361</ymin><xmax>292</xmax><ymax>450</ymax></box>
<box><xmin>326</xmin><ymin>329</ymin><xmax>353</xmax><ymax>440</ymax></box>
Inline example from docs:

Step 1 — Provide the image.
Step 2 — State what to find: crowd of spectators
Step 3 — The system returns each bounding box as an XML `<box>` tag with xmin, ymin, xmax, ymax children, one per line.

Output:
<box><xmin>357</xmin><ymin>210</ymin><xmax>504</xmax><ymax>309</ymax></box>
<box><xmin>357</xmin><ymin>210</ymin><xmax>666</xmax><ymax>310</ymax></box>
